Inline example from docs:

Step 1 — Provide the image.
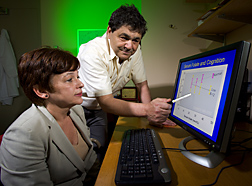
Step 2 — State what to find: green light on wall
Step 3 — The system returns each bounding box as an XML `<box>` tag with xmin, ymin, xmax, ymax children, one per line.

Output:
<box><xmin>41</xmin><ymin>0</ymin><xmax>141</xmax><ymax>56</ymax></box>
<box><xmin>77</xmin><ymin>29</ymin><xmax>107</xmax><ymax>53</ymax></box>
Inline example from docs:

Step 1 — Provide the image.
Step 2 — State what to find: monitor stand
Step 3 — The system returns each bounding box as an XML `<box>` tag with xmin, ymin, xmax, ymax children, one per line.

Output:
<box><xmin>179</xmin><ymin>136</ymin><xmax>225</xmax><ymax>168</ymax></box>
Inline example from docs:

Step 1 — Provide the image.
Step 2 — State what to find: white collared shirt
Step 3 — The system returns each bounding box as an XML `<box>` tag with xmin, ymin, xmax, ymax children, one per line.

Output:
<box><xmin>77</xmin><ymin>33</ymin><xmax>147</xmax><ymax>109</ymax></box>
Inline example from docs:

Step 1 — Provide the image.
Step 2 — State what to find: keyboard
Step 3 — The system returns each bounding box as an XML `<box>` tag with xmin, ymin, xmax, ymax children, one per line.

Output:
<box><xmin>115</xmin><ymin>128</ymin><xmax>171</xmax><ymax>185</ymax></box>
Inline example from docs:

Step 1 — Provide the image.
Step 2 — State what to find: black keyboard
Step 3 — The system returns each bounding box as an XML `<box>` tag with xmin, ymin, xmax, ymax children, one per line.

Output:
<box><xmin>115</xmin><ymin>128</ymin><xmax>171</xmax><ymax>185</ymax></box>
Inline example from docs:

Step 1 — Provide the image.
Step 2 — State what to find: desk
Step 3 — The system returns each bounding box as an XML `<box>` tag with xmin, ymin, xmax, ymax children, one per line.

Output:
<box><xmin>95</xmin><ymin>117</ymin><xmax>252</xmax><ymax>186</ymax></box>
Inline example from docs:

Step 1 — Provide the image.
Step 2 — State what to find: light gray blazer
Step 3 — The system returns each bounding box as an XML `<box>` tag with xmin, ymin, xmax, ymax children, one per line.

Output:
<box><xmin>0</xmin><ymin>104</ymin><xmax>97</xmax><ymax>186</ymax></box>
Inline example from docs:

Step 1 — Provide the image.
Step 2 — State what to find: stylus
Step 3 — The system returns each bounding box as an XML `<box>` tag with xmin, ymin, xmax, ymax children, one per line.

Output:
<box><xmin>171</xmin><ymin>93</ymin><xmax>192</xmax><ymax>103</ymax></box>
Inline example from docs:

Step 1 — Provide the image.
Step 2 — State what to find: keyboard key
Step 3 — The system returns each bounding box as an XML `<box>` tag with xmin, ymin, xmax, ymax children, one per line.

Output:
<box><xmin>115</xmin><ymin>128</ymin><xmax>171</xmax><ymax>185</ymax></box>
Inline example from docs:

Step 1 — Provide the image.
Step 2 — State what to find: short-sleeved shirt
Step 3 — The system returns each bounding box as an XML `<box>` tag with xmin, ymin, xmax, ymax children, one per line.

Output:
<box><xmin>77</xmin><ymin>33</ymin><xmax>147</xmax><ymax>110</ymax></box>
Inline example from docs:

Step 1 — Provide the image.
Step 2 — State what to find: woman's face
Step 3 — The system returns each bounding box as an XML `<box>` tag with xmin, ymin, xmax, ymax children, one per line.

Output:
<box><xmin>47</xmin><ymin>70</ymin><xmax>84</xmax><ymax>108</ymax></box>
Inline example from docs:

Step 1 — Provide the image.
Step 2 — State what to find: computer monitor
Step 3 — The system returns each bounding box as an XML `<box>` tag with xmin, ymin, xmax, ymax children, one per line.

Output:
<box><xmin>168</xmin><ymin>41</ymin><xmax>251</xmax><ymax>168</ymax></box>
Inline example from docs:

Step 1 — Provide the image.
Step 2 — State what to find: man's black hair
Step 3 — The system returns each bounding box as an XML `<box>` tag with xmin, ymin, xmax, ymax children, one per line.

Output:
<box><xmin>108</xmin><ymin>4</ymin><xmax>147</xmax><ymax>37</ymax></box>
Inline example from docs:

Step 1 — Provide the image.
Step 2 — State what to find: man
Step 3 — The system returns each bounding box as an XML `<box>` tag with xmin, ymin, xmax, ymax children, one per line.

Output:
<box><xmin>77</xmin><ymin>4</ymin><xmax>172</xmax><ymax>161</ymax></box>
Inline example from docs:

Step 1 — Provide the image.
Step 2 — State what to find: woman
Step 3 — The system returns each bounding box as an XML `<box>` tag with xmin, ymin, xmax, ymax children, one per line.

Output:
<box><xmin>0</xmin><ymin>47</ymin><xmax>100</xmax><ymax>185</ymax></box>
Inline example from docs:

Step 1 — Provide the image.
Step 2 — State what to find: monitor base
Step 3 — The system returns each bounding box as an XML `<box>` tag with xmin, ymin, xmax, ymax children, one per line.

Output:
<box><xmin>179</xmin><ymin>136</ymin><xmax>225</xmax><ymax>168</ymax></box>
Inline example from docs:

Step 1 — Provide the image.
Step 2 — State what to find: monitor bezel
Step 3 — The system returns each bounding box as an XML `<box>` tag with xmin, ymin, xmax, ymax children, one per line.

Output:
<box><xmin>169</xmin><ymin>41</ymin><xmax>251</xmax><ymax>153</ymax></box>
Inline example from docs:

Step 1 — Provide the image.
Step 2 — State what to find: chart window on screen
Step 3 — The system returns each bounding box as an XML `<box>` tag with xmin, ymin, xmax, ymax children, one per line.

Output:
<box><xmin>173</xmin><ymin>50</ymin><xmax>234</xmax><ymax>140</ymax></box>
<box><xmin>169</xmin><ymin>41</ymin><xmax>251</xmax><ymax>168</ymax></box>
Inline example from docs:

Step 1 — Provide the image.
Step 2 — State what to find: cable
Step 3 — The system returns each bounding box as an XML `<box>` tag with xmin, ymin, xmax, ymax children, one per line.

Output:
<box><xmin>231</xmin><ymin>135</ymin><xmax>252</xmax><ymax>151</ymax></box>
<box><xmin>162</xmin><ymin>147</ymin><xmax>210</xmax><ymax>152</ymax></box>
<box><xmin>163</xmin><ymin>130</ymin><xmax>251</xmax><ymax>185</ymax></box>
<box><xmin>163</xmin><ymin>138</ymin><xmax>250</xmax><ymax>186</ymax></box>
<box><xmin>201</xmin><ymin>151</ymin><xmax>246</xmax><ymax>186</ymax></box>
<box><xmin>235</xmin><ymin>129</ymin><xmax>252</xmax><ymax>133</ymax></box>
<box><xmin>163</xmin><ymin>147</ymin><xmax>248</xmax><ymax>186</ymax></box>
<box><xmin>232</xmin><ymin>136</ymin><xmax>252</xmax><ymax>144</ymax></box>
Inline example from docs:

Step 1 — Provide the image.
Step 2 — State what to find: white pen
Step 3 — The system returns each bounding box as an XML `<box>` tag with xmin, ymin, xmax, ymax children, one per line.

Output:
<box><xmin>171</xmin><ymin>93</ymin><xmax>192</xmax><ymax>103</ymax></box>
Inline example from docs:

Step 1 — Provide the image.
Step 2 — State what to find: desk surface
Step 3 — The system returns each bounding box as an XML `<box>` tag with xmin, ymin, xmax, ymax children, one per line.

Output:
<box><xmin>95</xmin><ymin>117</ymin><xmax>252</xmax><ymax>186</ymax></box>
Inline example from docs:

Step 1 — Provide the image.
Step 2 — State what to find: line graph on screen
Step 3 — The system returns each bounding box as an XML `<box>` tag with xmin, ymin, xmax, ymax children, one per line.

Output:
<box><xmin>173</xmin><ymin>65</ymin><xmax>228</xmax><ymax>134</ymax></box>
<box><xmin>177</xmin><ymin>65</ymin><xmax>227</xmax><ymax>118</ymax></box>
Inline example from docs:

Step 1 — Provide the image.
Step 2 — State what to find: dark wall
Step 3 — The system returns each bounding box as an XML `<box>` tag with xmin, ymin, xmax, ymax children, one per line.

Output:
<box><xmin>0</xmin><ymin>0</ymin><xmax>41</xmax><ymax>134</ymax></box>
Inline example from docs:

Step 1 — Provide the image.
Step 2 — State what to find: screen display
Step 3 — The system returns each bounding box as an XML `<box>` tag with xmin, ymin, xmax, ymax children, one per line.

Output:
<box><xmin>169</xmin><ymin>41</ymin><xmax>250</xmax><ymax>166</ymax></box>
<box><xmin>170</xmin><ymin>49</ymin><xmax>237</xmax><ymax>143</ymax></box>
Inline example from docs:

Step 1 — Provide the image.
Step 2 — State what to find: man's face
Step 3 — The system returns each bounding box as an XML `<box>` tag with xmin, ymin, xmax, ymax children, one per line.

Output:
<box><xmin>107</xmin><ymin>25</ymin><xmax>142</xmax><ymax>63</ymax></box>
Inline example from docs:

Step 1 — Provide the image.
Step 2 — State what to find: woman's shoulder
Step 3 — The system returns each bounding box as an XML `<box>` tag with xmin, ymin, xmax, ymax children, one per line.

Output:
<box><xmin>5</xmin><ymin>104</ymin><xmax>51</xmax><ymax>136</ymax></box>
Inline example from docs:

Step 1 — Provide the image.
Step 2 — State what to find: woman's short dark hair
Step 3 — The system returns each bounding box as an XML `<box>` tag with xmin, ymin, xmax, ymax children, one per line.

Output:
<box><xmin>18</xmin><ymin>47</ymin><xmax>80</xmax><ymax>105</ymax></box>
<box><xmin>108</xmin><ymin>4</ymin><xmax>147</xmax><ymax>37</ymax></box>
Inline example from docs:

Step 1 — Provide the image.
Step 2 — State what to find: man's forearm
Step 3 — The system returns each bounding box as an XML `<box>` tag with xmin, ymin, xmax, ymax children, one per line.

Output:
<box><xmin>135</xmin><ymin>81</ymin><xmax>151</xmax><ymax>104</ymax></box>
<box><xmin>97</xmin><ymin>94</ymin><xmax>149</xmax><ymax>117</ymax></box>
<box><xmin>97</xmin><ymin>94</ymin><xmax>171</xmax><ymax>124</ymax></box>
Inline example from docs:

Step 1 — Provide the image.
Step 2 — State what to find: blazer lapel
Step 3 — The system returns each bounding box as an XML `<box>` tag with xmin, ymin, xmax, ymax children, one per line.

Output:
<box><xmin>37</xmin><ymin>105</ymin><xmax>86</xmax><ymax>173</ymax></box>
<box><xmin>70</xmin><ymin>111</ymin><xmax>93</xmax><ymax>147</ymax></box>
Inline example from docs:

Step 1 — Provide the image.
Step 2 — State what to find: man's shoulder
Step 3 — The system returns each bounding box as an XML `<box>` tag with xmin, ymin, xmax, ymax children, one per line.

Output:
<box><xmin>79</xmin><ymin>36</ymin><xmax>107</xmax><ymax>54</ymax></box>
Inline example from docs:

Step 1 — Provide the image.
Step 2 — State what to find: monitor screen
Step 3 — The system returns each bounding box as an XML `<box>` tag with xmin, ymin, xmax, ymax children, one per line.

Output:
<box><xmin>169</xmin><ymin>41</ymin><xmax>250</xmax><ymax>167</ymax></box>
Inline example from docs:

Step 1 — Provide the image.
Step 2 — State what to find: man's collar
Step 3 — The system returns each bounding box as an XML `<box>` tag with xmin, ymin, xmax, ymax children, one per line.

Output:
<box><xmin>107</xmin><ymin>37</ymin><xmax>117</xmax><ymax>60</ymax></box>
<box><xmin>103</xmin><ymin>32</ymin><xmax>116</xmax><ymax>60</ymax></box>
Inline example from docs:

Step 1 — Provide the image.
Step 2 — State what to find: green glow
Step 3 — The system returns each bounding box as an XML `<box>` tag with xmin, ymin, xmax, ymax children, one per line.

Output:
<box><xmin>41</xmin><ymin>0</ymin><xmax>142</xmax><ymax>56</ymax></box>
<box><xmin>77</xmin><ymin>29</ymin><xmax>106</xmax><ymax>53</ymax></box>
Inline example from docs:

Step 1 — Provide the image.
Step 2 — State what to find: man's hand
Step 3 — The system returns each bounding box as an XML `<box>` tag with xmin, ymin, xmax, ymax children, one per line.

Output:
<box><xmin>146</xmin><ymin>98</ymin><xmax>172</xmax><ymax>124</ymax></box>
<box><xmin>162</xmin><ymin>119</ymin><xmax>177</xmax><ymax>126</ymax></box>
<box><xmin>149</xmin><ymin>119</ymin><xmax>177</xmax><ymax>128</ymax></box>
